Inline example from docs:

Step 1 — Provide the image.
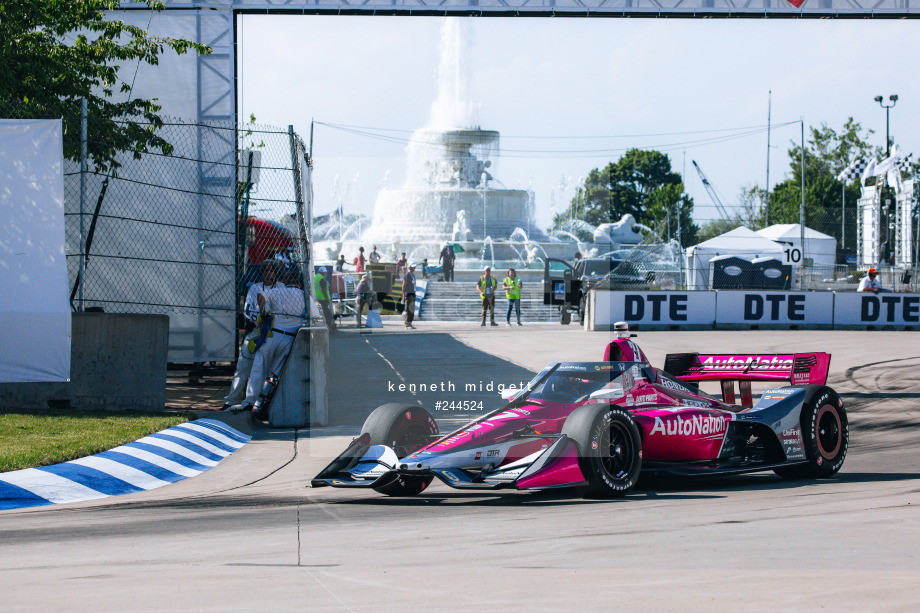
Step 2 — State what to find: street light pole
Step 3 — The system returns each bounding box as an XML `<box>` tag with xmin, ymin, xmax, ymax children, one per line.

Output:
<box><xmin>874</xmin><ymin>94</ymin><xmax>898</xmax><ymax>157</ymax></box>
<box><xmin>874</xmin><ymin>94</ymin><xmax>899</xmax><ymax>265</ymax></box>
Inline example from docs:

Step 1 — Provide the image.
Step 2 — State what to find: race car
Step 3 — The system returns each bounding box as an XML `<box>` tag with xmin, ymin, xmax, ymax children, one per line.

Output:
<box><xmin>312</xmin><ymin>324</ymin><xmax>848</xmax><ymax>498</ymax></box>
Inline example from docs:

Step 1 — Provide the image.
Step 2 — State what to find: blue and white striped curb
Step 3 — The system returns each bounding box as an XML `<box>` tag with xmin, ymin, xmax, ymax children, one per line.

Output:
<box><xmin>0</xmin><ymin>418</ymin><xmax>250</xmax><ymax>511</ymax></box>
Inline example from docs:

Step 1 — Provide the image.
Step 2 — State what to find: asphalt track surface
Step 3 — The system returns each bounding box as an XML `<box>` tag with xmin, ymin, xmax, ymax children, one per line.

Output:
<box><xmin>1</xmin><ymin>325</ymin><xmax>919</xmax><ymax>612</ymax></box>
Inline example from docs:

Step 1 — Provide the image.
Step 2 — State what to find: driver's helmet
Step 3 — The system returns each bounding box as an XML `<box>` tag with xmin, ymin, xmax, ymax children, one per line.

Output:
<box><xmin>604</xmin><ymin>322</ymin><xmax>650</xmax><ymax>364</ymax></box>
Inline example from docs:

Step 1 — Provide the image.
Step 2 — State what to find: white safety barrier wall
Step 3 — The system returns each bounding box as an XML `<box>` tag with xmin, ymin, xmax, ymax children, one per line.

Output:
<box><xmin>715</xmin><ymin>291</ymin><xmax>835</xmax><ymax>330</ymax></box>
<box><xmin>833</xmin><ymin>293</ymin><xmax>920</xmax><ymax>328</ymax></box>
<box><xmin>595</xmin><ymin>291</ymin><xmax>716</xmax><ymax>330</ymax></box>
<box><xmin>589</xmin><ymin>289</ymin><xmax>920</xmax><ymax>330</ymax></box>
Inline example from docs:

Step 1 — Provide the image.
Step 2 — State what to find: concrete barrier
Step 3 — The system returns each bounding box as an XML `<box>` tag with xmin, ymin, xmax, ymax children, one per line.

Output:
<box><xmin>0</xmin><ymin>313</ymin><xmax>169</xmax><ymax>411</ymax></box>
<box><xmin>588</xmin><ymin>288</ymin><xmax>920</xmax><ymax>331</ymax></box>
<box><xmin>270</xmin><ymin>326</ymin><xmax>329</xmax><ymax>427</ymax></box>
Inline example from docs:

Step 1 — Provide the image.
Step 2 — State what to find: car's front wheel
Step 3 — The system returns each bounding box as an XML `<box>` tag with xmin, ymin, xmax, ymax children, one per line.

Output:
<box><xmin>361</xmin><ymin>403</ymin><xmax>439</xmax><ymax>496</ymax></box>
<box><xmin>562</xmin><ymin>405</ymin><xmax>642</xmax><ymax>498</ymax></box>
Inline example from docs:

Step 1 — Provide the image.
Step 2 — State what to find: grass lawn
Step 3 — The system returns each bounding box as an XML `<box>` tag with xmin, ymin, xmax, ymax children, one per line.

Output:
<box><xmin>0</xmin><ymin>409</ymin><xmax>194</xmax><ymax>473</ymax></box>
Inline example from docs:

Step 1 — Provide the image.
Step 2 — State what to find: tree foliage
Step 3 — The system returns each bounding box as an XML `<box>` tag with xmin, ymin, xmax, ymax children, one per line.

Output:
<box><xmin>0</xmin><ymin>0</ymin><xmax>210</xmax><ymax>173</ymax></box>
<box><xmin>766</xmin><ymin>119</ymin><xmax>879</xmax><ymax>250</ymax></box>
<box><xmin>552</xmin><ymin>148</ymin><xmax>698</xmax><ymax>246</ymax></box>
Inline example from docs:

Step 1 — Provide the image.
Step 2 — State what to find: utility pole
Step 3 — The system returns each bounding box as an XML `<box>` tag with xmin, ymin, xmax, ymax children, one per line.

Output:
<box><xmin>765</xmin><ymin>90</ymin><xmax>772</xmax><ymax>227</ymax></box>
<box><xmin>800</xmin><ymin>119</ymin><xmax>806</xmax><ymax>281</ymax></box>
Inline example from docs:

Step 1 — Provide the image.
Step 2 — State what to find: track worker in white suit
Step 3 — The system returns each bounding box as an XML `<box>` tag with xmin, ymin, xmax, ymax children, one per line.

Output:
<box><xmin>235</xmin><ymin>268</ymin><xmax>306</xmax><ymax>414</ymax></box>
<box><xmin>222</xmin><ymin>259</ymin><xmax>283</xmax><ymax>410</ymax></box>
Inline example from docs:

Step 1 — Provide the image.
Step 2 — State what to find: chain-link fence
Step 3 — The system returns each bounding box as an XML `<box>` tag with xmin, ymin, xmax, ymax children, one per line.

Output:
<box><xmin>1</xmin><ymin>100</ymin><xmax>314</xmax><ymax>362</ymax></box>
<box><xmin>609</xmin><ymin>175</ymin><xmax>920</xmax><ymax>293</ymax></box>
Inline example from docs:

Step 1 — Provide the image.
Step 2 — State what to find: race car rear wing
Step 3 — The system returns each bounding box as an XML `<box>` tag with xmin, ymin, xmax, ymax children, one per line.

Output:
<box><xmin>663</xmin><ymin>352</ymin><xmax>831</xmax><ymax>407</ymax></box>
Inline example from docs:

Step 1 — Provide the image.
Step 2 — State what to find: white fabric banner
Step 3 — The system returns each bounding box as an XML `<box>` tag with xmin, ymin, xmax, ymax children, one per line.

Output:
<box><xmin>0</xmin><ymin>120</ymin><xmax>70</xmax><ymax>382</ymax></box>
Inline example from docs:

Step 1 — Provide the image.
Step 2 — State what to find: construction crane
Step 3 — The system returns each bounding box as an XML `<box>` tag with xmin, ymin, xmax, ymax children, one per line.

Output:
<box><xmin>691</xmin><ymin>160</ymin><xmax>732</xmax><ymax>220</ymax></box>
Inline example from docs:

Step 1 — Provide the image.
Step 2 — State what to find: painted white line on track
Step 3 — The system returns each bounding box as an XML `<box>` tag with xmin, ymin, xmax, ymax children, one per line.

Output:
<box><xmin>160</xmin><ymin>428</ymin><xmax>233</xmax><ymax>456</ymax></box>
<box><xmin>107</xmin><ymin>446</ymin><xmax>204</xmax><ymax>478</ymax></box>
<box><xmin>133</xmin><ymin>436</ymin><xmax>220</xmax><ymax>467</ymax></box>
<box><xmin>0</xmin><ymin>468</ymin><xmax>107</xmax><ymax>504</ymax></box>
<box><xmin>180</xmin><ymin>423</ymin><xmax>245</xmax><ymax>448</ymax></box>
<box><xmin>70</xmin><ymin>456</ymin><xmax>176</xmax><ymax>487</ymax></box>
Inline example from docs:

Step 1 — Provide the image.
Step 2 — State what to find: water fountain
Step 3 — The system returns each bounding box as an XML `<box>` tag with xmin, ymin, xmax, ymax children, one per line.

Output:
<box><xmin>313</xmin><ymin>17</ymin><xmax>673</xmax><ymax>278</ymax></box>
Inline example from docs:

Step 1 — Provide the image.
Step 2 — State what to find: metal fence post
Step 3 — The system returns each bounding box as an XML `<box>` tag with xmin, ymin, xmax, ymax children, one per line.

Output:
<box><xmin>289</xmin><ymin>125</ymin><xmax>311</xmax><ymax>311</ymax></box>
<box><xmin>78</xmin><ymin>98</ymin><xmax>87</xmax><ymax>312</ymax></box>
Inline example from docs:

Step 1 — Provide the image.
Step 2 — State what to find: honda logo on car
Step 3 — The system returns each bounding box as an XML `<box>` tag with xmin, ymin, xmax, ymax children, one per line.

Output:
<box><xmin>650</xmin><ymin>414</ymin><xmax>727</xmax><ymax>437</ymax></box>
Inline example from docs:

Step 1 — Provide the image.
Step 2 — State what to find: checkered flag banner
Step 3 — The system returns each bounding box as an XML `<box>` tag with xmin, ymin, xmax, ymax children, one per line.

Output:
<box><xmin>837</xmin><ymin>158</ymin><xmax>867</xmax><ymax>182</ymax></box>
<box><xmin>898</xmin><ymin>152</ymin><xmax>913</xmax><ymax>172</ymax></box>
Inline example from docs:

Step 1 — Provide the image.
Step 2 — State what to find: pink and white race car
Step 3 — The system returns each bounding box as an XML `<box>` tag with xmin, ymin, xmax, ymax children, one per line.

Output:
<box><xmin>312</xmin><ymin>325</ymin><xmax>848</xmax><ymax>498</ymax></box>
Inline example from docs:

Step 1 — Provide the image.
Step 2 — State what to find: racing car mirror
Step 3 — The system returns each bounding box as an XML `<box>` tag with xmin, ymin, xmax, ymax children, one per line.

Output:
<box><xmin>589</xmin><ymin>386</ymin><xmax>625</xmax><ymax>401</ymax></box>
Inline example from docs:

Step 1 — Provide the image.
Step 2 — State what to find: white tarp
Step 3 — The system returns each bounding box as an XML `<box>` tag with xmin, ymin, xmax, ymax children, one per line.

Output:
<box><xmin>685</xmin><ymin>226</ymin><xmax>784</xmax><ymax>290</ymax></box>
<box><xmin>756</xmin><ymin>224</ymin><xmax>837</xmax><ymax>269</ymax></box>
<box><xmin>0</xmin><ymin>120</ymin><xmax>70</xmax><ymax>382</ymax></box>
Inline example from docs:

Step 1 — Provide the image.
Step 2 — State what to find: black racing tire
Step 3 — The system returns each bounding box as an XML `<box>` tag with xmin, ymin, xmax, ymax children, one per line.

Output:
<box><xmin>578</xmin><ymin>294</ymin><xmax>586</xmax><ymax>325</ymax></box>
<box><xmin>362</xmin><ymin>403</ymin><xmax>439</xmax><ymax>496</ymax></box>
<box><xmin>562</xmin><ymin>405</ymin><xmax>642</xmax><ymax>498</ymax></box>
<box><xmin>774</xmin><ymin>385</ymin><xmax>848</xmax><ymax>479</ymax></box>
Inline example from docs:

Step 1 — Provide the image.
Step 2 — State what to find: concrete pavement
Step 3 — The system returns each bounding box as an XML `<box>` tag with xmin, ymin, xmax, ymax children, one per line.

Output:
<box><xmin>1</xmin><ymin>327</ymin><xmax>918</xmax><ymax>611</ymax></box>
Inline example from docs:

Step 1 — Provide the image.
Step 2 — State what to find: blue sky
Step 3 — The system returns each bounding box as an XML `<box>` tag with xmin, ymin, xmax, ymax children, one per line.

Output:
<box><xmin>238</xmin><ymin>15</ymin><xmax>919</xmax><ymax>231</ymax></box>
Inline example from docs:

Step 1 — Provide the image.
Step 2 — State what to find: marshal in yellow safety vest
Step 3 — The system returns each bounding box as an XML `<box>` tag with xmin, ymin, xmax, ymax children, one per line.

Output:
<box><xmin>503</xmin><ymin>276</ymin><xmax>522</xmax><ymax>300</ymax></box>
<box><xmin>478</xmin><ymin>274</ymin><xmax>497</xmax><ymax>299</ymax></box>
<box><xmin>314</xmin><ymin>272</ymin><xmax>329</xmax><ymax>301</ymax></box>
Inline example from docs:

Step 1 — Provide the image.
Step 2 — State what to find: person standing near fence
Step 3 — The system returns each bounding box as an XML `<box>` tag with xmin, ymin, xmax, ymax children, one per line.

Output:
<box><xmin>355</xmin><ymin>273</ymin><xmax>372</xmax><ymax>328</ymax></box>
<box><xmin>503</xmin><ymin>268</ymin><xmax>523</xmax><ymax>327</ymax></box>
<box><xmin>403</xmin><ymin>264</ymin><xmax>417</xmax><ymax>329</ymax></box>
<box><xmin>353</xmin><ymin>246</ymin><xmax>366</xmax><ymax>273</ymax></box>
<box><xmin>314</xmin><ymin>266</ymin><xmax>335</xmax><ymax>332</ymax></box>
<box><xmin>231</xmin><ymin>268</ymin><xmax>305</xmax><ymax>415</ymax></box>
<box><xmin>368</xmin><ymin>245</ymin><xmax>381</xmax><ymax>265</ymax></box>
<box><xmin>222</xmin><ymin>259</ymin><xmax>283</xmax><ymax>410</ymax></box>
<box><xmin>477</xmin><ymin>266</ymin><xmax>498</xmax><ymax>327</ymax></box>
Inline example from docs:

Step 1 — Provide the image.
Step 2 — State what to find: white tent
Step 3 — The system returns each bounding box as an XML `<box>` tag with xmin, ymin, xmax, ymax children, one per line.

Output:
<box><xmin>685</xmin><ymin>226</ymin><xmax>785</xmax><ymax>290</ymax></box>
<box><xmin>756</xmin><ymin>224</ymin><xmax>837</xmax><ymax>269</ymax></box>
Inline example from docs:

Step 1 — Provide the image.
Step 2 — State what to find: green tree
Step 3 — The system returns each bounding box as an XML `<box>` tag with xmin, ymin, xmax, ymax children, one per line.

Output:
<box><xmin>0</xmin><ymin>0</ymin><xmax>210</xmax><ymax>173</ymax></box>
<box><xmin>552</xmin><ymin>148</ymin><xmax>698</xmax><ymax>246</ymax></box>
<box><xmin>766</xmin><ymin>118</ymin><xmax>878</xmax><ymax>251</ymax></box>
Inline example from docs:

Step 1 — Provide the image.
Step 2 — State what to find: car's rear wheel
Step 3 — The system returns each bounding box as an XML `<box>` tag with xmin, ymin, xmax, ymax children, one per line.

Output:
<box><xmin>562</xmin><ymin>405</ymin><xmax>642</xmax><ymax>498</ymax></box>
<box><xmin>774</xmin><ymin>386</ymin><xmax>848</xmax><ymax>479</ymax></box>
<box><xmin>362</xmin><ymin>403</ymin><xmax>439</xmax><ymax>496</ymax></box>
<box><xmin>578</xmin><ymin>294</ymin><xmax>586</xmax><ymax>325</ymax></box>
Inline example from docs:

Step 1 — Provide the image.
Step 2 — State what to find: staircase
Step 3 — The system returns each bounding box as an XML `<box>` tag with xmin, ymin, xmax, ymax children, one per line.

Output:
<box><xmin>418</xmin><ymin>281</ymin><xmax>562</xmax><ymax>322</ymax></box>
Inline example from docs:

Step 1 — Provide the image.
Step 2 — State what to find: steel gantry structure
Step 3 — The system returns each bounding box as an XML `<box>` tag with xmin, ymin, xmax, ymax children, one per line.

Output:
<box><xmin>109</xmin><ymin>0</ymin><xmax>917</xmax><ymax>362</ymax></box>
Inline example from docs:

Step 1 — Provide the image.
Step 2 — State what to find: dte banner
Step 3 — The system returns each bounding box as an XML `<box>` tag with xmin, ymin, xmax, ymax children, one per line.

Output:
<box><xmin>604</xmin><ymin>292</ymin><xmax>717</xmax><ymax>327</ymax></box>
<box><xmin>716</xmin><ymin>292</ymin><xmax>834</xmax><ymax>328</ymax></box>
<box><xmin>834</xmin><ymin>293</ymin><xmax>920</xmax><ymax>327</ymax></box>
